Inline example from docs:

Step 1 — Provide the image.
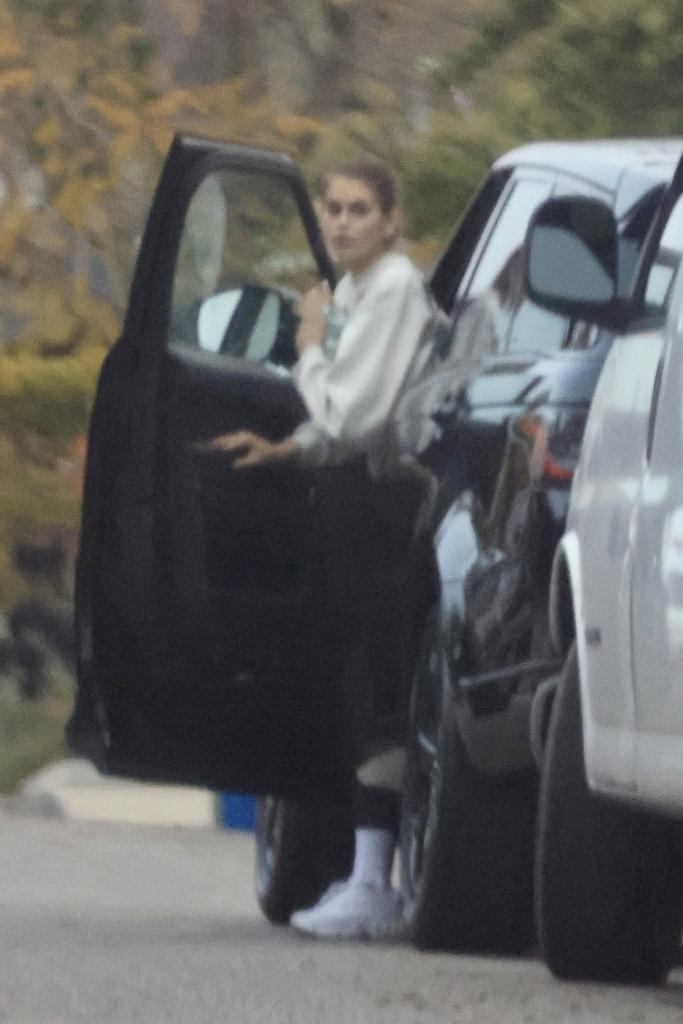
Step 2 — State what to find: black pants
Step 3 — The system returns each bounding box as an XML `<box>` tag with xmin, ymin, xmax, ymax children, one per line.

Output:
<box><xmin>313</xmin><ymin>463</ymin><xmax>437</xmax><ymax>834</ymax></box>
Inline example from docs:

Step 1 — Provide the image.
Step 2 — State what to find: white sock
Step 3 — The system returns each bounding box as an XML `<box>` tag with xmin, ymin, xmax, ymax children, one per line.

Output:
<box><xmin>350</xmin><ymin>828</ymin><xmax>395</xmax><ymax>888</ymax></box>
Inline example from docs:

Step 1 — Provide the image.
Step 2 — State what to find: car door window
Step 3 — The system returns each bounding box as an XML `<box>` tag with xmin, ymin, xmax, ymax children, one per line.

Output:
<box><xmin>446</xmin><ymin>179</ymin><xmax>554</xmax><ymax>361</ymax></box>
<box><xmin>169</xmin><ymin>169</ymin><xmax>320</xmax><ymax>366</ymax></box>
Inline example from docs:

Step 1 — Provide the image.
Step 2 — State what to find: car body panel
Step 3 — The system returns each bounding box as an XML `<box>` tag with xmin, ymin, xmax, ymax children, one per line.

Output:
<box><xmin>495</xmin><ymin>139</ymin><xmax>683</xmax><ymax>210</ymax></box>
<box><xmin>550</xmin><ymin>171</ymin><xmax>683</xmax><ymax>817</ymax></box>
<box><xmin>630</xmin><ymin>265</ymin><xmax>683</xmax><ymax>814</ymax></box>
<box><xmin>415</xmin><ymin>156</ymin><xmax>674</xmax><ymax>775</ymax></box>
<box><xmin>72</xmin><ymin>135</ymin><xmax>363</xmax><ymax>797</ymax></box>
<box><xmin>563</xmin><ymin>325</ymin><xmax>664</xmax><ymax>797</ymax></box>
<box><xmin>552</xmin><ymin>529</ymin><xmax>638</xmax><ymax>798</ymax></box>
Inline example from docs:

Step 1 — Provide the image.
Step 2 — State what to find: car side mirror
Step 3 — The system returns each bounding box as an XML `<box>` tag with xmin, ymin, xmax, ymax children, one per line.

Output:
<box><xmin>525</xmin><ymin>196</ymin><xmax>630</xmax><ymax>329</ymax></box>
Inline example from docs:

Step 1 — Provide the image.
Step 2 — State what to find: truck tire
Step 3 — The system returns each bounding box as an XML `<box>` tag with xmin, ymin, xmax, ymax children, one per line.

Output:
<box><xmin>400</xmin><ymin>645</ymin><xmax>537</xmax><ymax>954</ymax></box>
<box><xmin>536</xmin><ymin>644</ymin><xmax>683</xmax><ymax>984</ymax></box>
<box><xmin>255</xmin><ymin>795</ymin><xmax>353</xmax><ymax>925</ymax></box>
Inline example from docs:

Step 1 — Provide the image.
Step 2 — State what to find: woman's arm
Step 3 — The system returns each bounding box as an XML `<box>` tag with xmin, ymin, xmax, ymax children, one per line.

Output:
<box><xmin>204</xmin><ymin>432</ymin><xmax>301</xmax><ymax>468</ymax></box>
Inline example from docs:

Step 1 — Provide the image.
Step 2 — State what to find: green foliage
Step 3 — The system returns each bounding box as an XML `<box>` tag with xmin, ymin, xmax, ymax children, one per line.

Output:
<box><xmin>400</xmin><ymin>0</ymin><xmax>683</xmax><ymax>247</ymax></box>
<box><xmin>0</xmin><ymin>0</ymin><xmax>331</xmax><ymax>640</ymax></box>
<box><xmin>519</xmin><ymin>1</ymin><xmax>683</xmax><ymax>137</ymax></box>
<box><xmin>0</xmin><ymin>353</ymin><xmax>98</xmax><ymax>445</ymax></box>
<box><xmin>128</xmin><ymin>34</ymin><xmax>155</xmax><ymax>73</ymax></box>
<box><xmin>0</xmin><ymin>427</ymin><xmax>83</xmax><ymax>606</ymax></box>
<box><xmin>9</xmin><ymin>0</ymin><xmax>142</xmax><ymax>34</ymax></box>
<box><xmin>323</xmin><ymin>0</ymin><xmax>354</xmax><ymax>38</ymax></box>
<box><xmin>0</xmin><ymin>663</ymin><xmax>73</xmax><ymax>793</ymax></box>
<box><xmin>437</xmin><ymin>0</ymin><xmax>683</xmax><ymax>140</ymax></box>
<box><xmin>442</xmin><ymin>0</ymin><xmax>556</xmax><ymax>84</ymax></box>
<box><xmin>401</xmin><ymin>112</ymin><xmax>509</xmax><ymax>242</ymax></box>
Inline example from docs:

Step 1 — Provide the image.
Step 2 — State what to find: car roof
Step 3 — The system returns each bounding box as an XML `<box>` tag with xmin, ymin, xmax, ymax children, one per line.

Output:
<box><xmin>495</xmin><ymin>139</ymin><xmax>683</xmax><ymax>193</ymax></box>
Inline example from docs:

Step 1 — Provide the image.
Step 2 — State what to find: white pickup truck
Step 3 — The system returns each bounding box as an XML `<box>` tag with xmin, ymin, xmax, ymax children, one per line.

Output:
<box><xmin>525</xmin><ymin>160</ymin><xmax>683</xmax><ymax>985</ymax></box>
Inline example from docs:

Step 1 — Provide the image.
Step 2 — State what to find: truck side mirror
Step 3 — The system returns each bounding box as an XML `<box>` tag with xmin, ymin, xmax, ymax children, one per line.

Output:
<box><xmin>524</xmin><ymin>196</ymin><xmax>628</xmax><ymax>328</ymax></box>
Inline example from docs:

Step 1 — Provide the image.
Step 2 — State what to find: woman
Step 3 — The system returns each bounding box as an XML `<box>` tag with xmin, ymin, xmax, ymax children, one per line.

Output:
<box><xmin>211</xmin><ymin>157</ymin><xmax>436</xmax><ymax>940</ymax></box>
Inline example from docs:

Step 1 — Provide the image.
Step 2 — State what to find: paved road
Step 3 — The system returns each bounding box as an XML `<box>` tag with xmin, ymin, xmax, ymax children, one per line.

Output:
<box><xmin>3</xmin><ymin>814</ymin><xmax>683</xmax><ymax>1024</ymax></box>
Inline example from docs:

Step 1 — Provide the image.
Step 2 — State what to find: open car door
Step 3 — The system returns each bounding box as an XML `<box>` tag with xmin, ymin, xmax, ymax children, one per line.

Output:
<box><xmin>69</xmin><ymin>135</ymin><xmax>358</xmax><ymax>798</ymax></box>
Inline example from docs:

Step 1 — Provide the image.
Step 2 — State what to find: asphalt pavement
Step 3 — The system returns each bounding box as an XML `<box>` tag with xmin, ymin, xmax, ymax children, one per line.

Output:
<box><xmin>3</xmin><ymin>802</ymin><xmax>683</xmax><ymax>1023</ymax></box>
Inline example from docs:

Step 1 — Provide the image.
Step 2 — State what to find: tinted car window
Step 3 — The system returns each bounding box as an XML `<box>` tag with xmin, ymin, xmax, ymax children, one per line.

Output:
<box><xmin>447</xmin><ymin>179</ymin><xmax>554</xmax><ymax>361</ymax></box>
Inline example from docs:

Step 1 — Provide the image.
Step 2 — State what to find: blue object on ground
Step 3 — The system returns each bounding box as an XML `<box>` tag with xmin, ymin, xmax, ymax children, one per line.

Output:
<box><xmin>219</xmin><ymin>793</ymin><xmax>256</xmax><ymax>830</ymax></box>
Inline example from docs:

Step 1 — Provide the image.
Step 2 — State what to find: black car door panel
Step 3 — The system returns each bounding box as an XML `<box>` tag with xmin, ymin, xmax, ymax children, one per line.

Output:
<box><xmin>161</xmin><ymin>348</ymin><xmax>314</xmax><ymax>628</ymax></box>
<box><xmin>70</xmin><ymin>136</ymin><xmax>360</xmax><ymax>797</ymax></box>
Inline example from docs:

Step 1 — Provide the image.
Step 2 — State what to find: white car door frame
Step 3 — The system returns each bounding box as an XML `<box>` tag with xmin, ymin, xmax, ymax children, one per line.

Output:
<box><xmin>567</xmin><ymin>324</ymin><xmax>664</xmax><ymax>799</ymax></box>
<box><xmin>631</xmin><ymin>261</ymin><xmax>683</xmax><ymax>815</ymax></box>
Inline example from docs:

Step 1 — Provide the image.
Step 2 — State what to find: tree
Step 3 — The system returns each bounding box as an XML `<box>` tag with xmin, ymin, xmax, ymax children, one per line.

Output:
<box><xmin>400</xmin><ymin>0</ymin><xmax>683</xmax><ymax>242</ymax></box>
<box><xmin>438</xmin><ymin>0</ymin><xmax>683</xmax><ymax>139</ymax></box>
<box><xmin>0</xmin><ymin>0</ymin><xmax>327</xmax><ymax>608</ymax></box>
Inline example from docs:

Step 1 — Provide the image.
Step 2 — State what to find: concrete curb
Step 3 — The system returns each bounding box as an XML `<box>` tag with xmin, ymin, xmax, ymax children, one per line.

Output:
<box><xmin>5</xmin><ymin>758</ymin><xmax>219</xmax><ymax>827</ymax></box>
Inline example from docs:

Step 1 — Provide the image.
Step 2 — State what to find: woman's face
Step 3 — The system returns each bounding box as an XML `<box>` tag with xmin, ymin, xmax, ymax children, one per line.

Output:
<box><xmin>320</xmin><ymin>175</ymin><xmax>397</xmax><ymax>276</ymax></box>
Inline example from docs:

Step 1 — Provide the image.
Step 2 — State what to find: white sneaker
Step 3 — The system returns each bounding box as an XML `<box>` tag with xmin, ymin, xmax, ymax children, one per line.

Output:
<box><xmin>311</xmin><ymin>879</ymin><xmax>348</xmax><ymax>906</ymax></box>
<box><xmin>289</xmin><ymin>879</ymin><xmax>347</xmax><ymax>917</ymax></box>
<box><xmin>290</xmin><ymin>879</ymin><xmax>403</xmax><ymax>940</ymax></box>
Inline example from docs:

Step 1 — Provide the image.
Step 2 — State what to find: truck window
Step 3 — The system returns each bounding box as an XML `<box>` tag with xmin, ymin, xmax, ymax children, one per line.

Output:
<box><xmin>446</xmin><ymin>178</ymin><xmax>556</xmax><ymax>361</ymax></box>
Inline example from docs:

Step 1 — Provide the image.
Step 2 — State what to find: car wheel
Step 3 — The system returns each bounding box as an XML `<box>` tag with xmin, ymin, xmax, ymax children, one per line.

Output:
<box><xmin>255</xmin><ymin>795</ymin><xmax>353</xmax><ymax>925</ymax></box>
<box><xmin>536</xmin><ymin>643</ymin><xmax>683</xmax><ymax>984</ymax></box>
<box><xmin>400</xmin><ymin>632</ymin><xmax>538</xmax><ymax>954</ymax></box>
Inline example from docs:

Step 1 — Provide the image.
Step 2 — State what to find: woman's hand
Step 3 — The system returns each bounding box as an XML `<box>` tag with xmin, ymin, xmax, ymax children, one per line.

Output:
<box><xmin>203</xmin><ymin>431</ymin><xmax>300</xmax><ymax>469</ymax></box>
<box><xmin>295</xmin><ymin>281</ymin><xmax>331</xmax><ymax>356</ymax></box>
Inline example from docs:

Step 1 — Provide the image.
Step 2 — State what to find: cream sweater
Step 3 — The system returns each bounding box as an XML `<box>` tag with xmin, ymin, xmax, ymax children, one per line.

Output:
<box><xmin>292</xmin><ymin>251</ymin><xmax>435</xmax><ymax>471</ymax></box>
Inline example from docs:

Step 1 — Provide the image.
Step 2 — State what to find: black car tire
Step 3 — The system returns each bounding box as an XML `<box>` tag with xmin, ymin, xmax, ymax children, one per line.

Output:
<box><xmin>529</xmin><ymin>673</ymin><xmax>559</xmax><ymax>771</ymax></box>
<box><xmin>536</xmin><ymin>643</ymin><xmax>683</xmax><ymax>985</ymax></box>
<box><xmin>400</xmin><ymin>640</ymin><xmax>538</xmax><ymax>954</ymax></box>
<box><xmin>255</xmin><ymin>795</ymin><xmax>354</xmax><ymax>925</ymax></box>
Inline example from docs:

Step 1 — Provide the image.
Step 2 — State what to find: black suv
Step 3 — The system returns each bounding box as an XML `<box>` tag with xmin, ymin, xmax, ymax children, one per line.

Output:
<box><xmin>70</xmin><ymin>135</ymin><xmax>683</xmax><ymax>952</ymax></box>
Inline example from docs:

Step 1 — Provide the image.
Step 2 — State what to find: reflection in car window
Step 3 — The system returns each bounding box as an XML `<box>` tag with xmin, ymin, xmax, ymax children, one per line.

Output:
<box><xmin>507</xmin><ymin>299</ymin><xmax>568</xmax><ymax>355</ymax></box>
<box><xmin>660</xmin><ymin>193</ymin><xmax>683</xmax><ymax>252</ymax></box>
<box><xmin>646</xmin><ymin>262</ymin><xmax>676</xmax><ymax>308</ymax></box>
<box><xmin>169</xmin><ymin>169</ymin><xmax>319</xmax><ymax>367</ymax></box>
<box><xmin>466</xmin><ymin>180</ymin><xmax>553</xmax><ymax>299</ymax></box>
<box><xmin>645</xmin><ymin>194</ymin><xmax>683</xmax><ymax>312</ymax></box>
<box><xmin>447</xmin><ymin>179</ymin><xmax>561</xmax><ymax>360</ymax></box>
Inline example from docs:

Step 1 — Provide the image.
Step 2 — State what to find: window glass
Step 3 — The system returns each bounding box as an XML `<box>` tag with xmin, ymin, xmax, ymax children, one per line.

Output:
<box><xmin>465</xmin><ymin>181</ymin><xmax>552</xmax><ymax>298</ymax></box>
<box><xmin>169</xmin><ymin>169</ymin><xmax>319</xmax><ymax>366</ymax></box>
<box><xmin>447</xmin><ymin>179</ymin><xmax>555</xmax><ymax>361</ymax></box>
<box><xmin>429</xmin><ymin>170</ymin><xmax>511</xmax><ymax>314</ymax></box>
<box><xmin>507</xmin><ymin>299</ymin><xmax>568</xmax><ymax>355</ymax></box>
<box><xmin>645</xmin><ymin>194</ymin><xmax>683</xmax><ymax>311</ymax></box>
<box><xmin>660</xmin><ymin>193</ymin><xmax>683</xmax><ymax>251</ymax></box>
<box><xmin>646</xmin><ymin>262</ymin><xmax>676</xmax><ymax>308</ymax></box>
